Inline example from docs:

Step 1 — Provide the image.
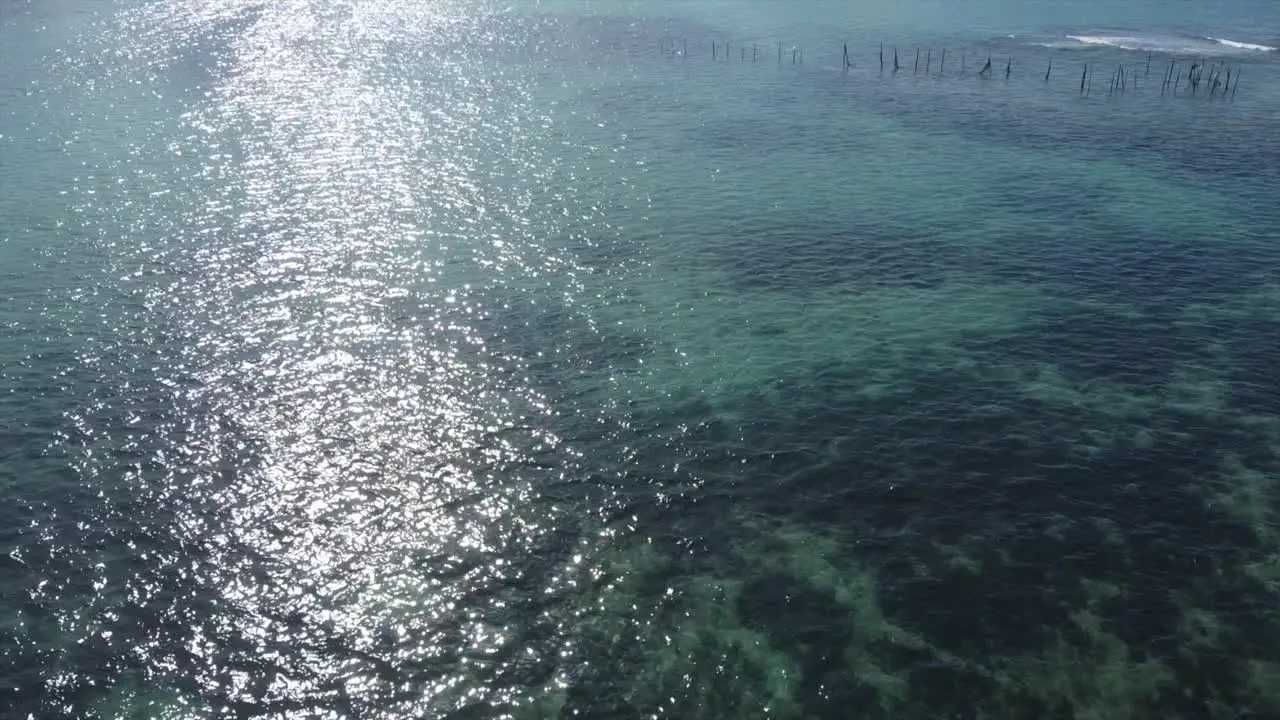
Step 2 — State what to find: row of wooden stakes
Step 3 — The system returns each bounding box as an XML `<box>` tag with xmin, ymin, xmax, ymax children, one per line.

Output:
<box><xmin>656</xmin><ymin>38</ymin><xmax>1245</xmax><ymax>98</ymax></box>
<box><xmin>1080</xmin><ymin>56</ymin><xmax>1240</xmax><ymax>97</ymax></box>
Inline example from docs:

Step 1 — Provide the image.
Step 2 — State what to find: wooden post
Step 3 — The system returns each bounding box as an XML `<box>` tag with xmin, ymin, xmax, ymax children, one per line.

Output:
<box><xmin>1145</xmin><ymin>52</ymin><xmax>1152</xmax><ymax>76</ymax></box>
<box><xmin>1231</xmin><ymin>69</ymin><xmax>1239</xmax><ymax>99</ymax></box>
<box><xmin>914</xmin><ymin>48</ymin><xmax>920</xmax><ymax>73</ymax></box>
<box><xmin>684</xmin><ymin>38</ymin><xmax>687</xmax><ymax>58</ymax></box>
<box><xmin>713</xmin><ymin>41</ymin><xmax>717</xmax><ymax>60</ymax></box>
<box><xmin>1045</xmin><ymin>58</ymin><xmax>1052</xmax><ymax>82</ymax></box>
<box><xmin>894</xmin><ymin>47</ymin><xmax>901</xmax><ymax>72</ymax></box>
<box><xmin>843</xmin><ymin>43</ymin><xmax>849</xmax><ymax>69</ymax></box>
<box><xmin>1005</xmin><ymin>57</ymin><xmax>1011</xmax><ymax>79</ymax></box>
<box><xmin>753</xmin><ymin>43</ymin><xmax>757</xmax><ymax>63</ymax></box>
<box><xmin>940</xmin><ymin>49</ymin><xmax>946</xmax><ymax>74</ymax></box>
<box><xmin>1080</xmin><ymin>64</ymin><xmax>1087</xmax><ymax>93</ymax></box>
<box><xmin>879</xmin><ymin>43</ymin><xmax>884</xmax><ymax>71</ymax></box>
<box><xmin>926</xmin><ymin>48</ymin><xmax>932</xmax><ymax>73</ymax></box>
<box><xmin>779</xmin><ymin>41</ymin><xmax>782</xmax><ymax>65</ymax></box>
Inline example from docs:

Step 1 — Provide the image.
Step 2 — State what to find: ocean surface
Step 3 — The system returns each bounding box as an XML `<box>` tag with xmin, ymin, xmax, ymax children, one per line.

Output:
<box><xmin>3</xmin><ymin>0</ymin><xmax>1280</xmax><ymax>717</ymax></box>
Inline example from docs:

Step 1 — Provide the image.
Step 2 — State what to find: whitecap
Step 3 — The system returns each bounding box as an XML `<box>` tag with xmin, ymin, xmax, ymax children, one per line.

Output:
<box><xmin>1062</xmin><ymin>34</ymin><xmax>1199</xmax><ymax>53</ymax></box>
<box><xmin>1207</xmin><ymin>36</ymin><xmax>1276</xmax><ymax>52</ymax></box>
<box><xmin>1054</xmin><ymin>33</ymin><xmax>1270</xmax><ymax>55</ymax></box>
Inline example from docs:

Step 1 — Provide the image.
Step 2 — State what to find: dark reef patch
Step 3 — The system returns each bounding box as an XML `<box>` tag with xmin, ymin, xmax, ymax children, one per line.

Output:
<box><xmin>1220</xmin><ymin>316</ymin><xmax>1280</xmax><ymax>415</ymax></box>
<box><xmin>986</xmin><ymin>224</ymin><xmax>1275</xmax><ymax>309</ymax></box>
<box><xmin>959</xmin><ymin>303</ymin><xmax>1211</xmax><ymax>388</ymax></box>
<box><xmin>608</xmin><ymin>327</ymin><xmax>1280</xmax><ymax>717</ymax></box>
<box><xmin>658</xmin><ymin>194</ymin><xmax>1274</xmax><ymax>310</ymax></box>
<box><xmin>679</xmin><ymin>218</ymin><xmax>976</xmax><ymax>294</ymax></box>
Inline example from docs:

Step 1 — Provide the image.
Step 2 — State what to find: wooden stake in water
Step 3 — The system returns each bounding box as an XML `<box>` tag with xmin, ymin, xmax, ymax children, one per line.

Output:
<box><xmin>894</xmin><ymin>47</ymin><xmax>901</xmax><ymax>72</ymax></box>
<box><xmin>1045</xmin><ymin>58</ymin><xmax>1052</xmax><ymax>82</ymax></box>
<box><xmin>926</xmin><ymin>48</ymin><xmax>932</xmax><ymax>73</ymax></box>
<box><xmin>914</xmin><ymin>48</ymin><xmax>920</xmax><ymax>73</ymax></box>
<box><xmin>843</xmin><ymin>43</ymin><xmax>849</xmax><ymax>69</ymax></box>
<box><xmin>1145</xmin><ymin>52</ymin><xmax>1152</xmax><ymax>77</ymax></box>
<box><xmin>1232</xmin><ymin>69</ymin><xmax>1239</xmax><ymax>100</ymax></box>
<box><xmin>684</xmin><ymin>38</ymin><xmax>687</xmax><ymax>58</ymax></box>
<box><xmin>713</xmin><ymin>41</ymin><xmax>717</xmax><ymax>60</ymax></box>
<box><xmin>1005</xmin><ymin>57</ymin><xmax>1011</xmax><ymax>79</ymax></box>
<box><xmin>1080</xmin><ymin>64</ymin><xmax>1087</xmax><ymax>93</ymax></box>
<box><xmin>779</xmin><ymin>41</ymin><xmax>782</xmax><ymax>65</ymax></box>
<box><xmin>979</xmin><ymin>55</ymin><xmax>992</xmax><ymax>76</ymax></box>
<box><xmin>753</xmin><ymin>43</ymin><xmax>757</xmax><ymax>63</ymax></box>
<box><xmin>880</xmin><ymin>43</ymin><xmax>884</xmax><ymax>72</ymax></box>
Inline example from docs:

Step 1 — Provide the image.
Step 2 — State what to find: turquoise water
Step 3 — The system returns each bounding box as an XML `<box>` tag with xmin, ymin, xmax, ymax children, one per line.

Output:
<box><xmin>3</xmin><ymin>0</ymin><xmax>1280</xmax><ymax>717</ymax></box>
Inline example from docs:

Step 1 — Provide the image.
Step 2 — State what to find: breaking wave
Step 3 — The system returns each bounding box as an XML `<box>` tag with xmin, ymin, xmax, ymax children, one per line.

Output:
<box><xmin>1208</xmin><ymin>36</ymin><xmax>1275</xmax><ymax>52</ymax></box>
<box><xmin>1037</xmin><ymin>32</ymin><xmax>1276</xmax><ymax>55</ymax></box>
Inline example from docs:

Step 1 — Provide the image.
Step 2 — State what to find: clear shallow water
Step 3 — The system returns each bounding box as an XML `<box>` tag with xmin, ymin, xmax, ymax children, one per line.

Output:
<box><xmin>3</xmin><ymin>0</ymin><xmax>1280</xmax><ymax>717</ymax></box>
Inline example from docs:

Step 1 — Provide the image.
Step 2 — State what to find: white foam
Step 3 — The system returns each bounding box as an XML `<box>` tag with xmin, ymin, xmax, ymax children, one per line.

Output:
<box><xmin>1062</xmin><ymin>34</ymin><xmax>1200</xmax><ymax>53</ymax></box>
<box><xmin>1054</xmin><ymin>33</ymin><xmax>1274</xmax><ymax>55</ymax></box>
<box><xmin>1207</xmin><ymin>37</ymin><xmax>1276</xmax><ymax>52</ymax></box>
<box><xmin>1066</xmin><ymin>34</ymin><xmax>1140</xmax><ymax>48</ymax></box>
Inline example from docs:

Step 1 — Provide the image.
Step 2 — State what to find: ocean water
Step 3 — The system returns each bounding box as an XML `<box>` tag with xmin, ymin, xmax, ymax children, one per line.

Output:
<box><xmin>3</xmin><ymin>0</ymin><xmax>1280</xmax><ymax>717</ymax></box>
